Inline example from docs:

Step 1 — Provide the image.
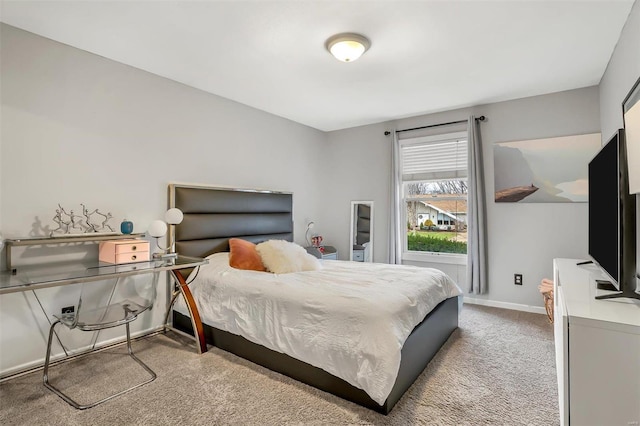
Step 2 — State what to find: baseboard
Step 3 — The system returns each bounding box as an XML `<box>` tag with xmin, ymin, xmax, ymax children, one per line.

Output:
<box><xmin>463</xmin><ymin>296</ymin><xmax>546</xmax><ymax>315</ymax></box>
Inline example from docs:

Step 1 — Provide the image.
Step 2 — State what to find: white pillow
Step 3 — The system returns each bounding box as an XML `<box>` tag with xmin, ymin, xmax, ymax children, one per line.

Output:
<box><xmin>256</xmin><ymin>240</ymin><xmax>322</xmax><ymax>274</ymax></box>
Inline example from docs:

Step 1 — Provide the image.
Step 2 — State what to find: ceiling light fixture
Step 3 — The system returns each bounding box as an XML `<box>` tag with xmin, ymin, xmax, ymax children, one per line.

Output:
<box><xmin>325</xmin><ymin>33</ymin><xmax>370</xmax><ymax>63</ymax></box>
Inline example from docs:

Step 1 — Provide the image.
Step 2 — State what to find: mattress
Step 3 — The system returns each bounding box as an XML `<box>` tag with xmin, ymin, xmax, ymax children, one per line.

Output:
<box><xmin>174</xmin><ymin>253</ymin><xmax>461</xmax><ymax>404</ymax></box>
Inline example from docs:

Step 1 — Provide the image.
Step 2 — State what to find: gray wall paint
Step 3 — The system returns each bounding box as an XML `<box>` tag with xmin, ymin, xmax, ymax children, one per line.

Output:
<box><xmin>1</xmin><ymin>0</ymin><xmax>638</xmax><ymax>375</ymax></box>
<box><xmin>600</xmin><ymin>0</ymin><xmax>640</xmax><ymax>139</ymax></box>
<box><xmin>319</xmin><ymin>122</ymin><xmax>391</xmax><ymax>262</ymax></box>
<box><xmin>322</xmin><ymin>87</ymin><xmax>601</xmax><ymax>309</ymax></box>
<box><xmin>599</xmin><ymin>0</ymin><xmax>640</xmax><ymax>285</ymax></box>
<box><xmin>0</xmin><ymin>24</ymin><xmax>326</xmax><ymax>375</ymax></box>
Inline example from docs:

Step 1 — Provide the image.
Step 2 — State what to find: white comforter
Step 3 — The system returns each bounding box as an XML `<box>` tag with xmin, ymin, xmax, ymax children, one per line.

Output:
<box><xmin>174</xmin><ymin>253</ymin><xmax>461</xmax><ymax>404</ymax></box>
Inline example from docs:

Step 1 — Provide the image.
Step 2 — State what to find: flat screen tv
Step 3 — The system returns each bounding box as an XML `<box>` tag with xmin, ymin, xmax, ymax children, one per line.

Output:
<box><xmin>588</xmin><ymin>129</ymin><xmax>639</xmax><ymax>300</ymax></box>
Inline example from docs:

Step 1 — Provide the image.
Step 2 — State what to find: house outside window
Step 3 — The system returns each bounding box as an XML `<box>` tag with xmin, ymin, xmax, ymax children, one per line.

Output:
<box><xmin>400</xmin><ymin>131</ymin><xmax>468</xmax><ymax>261</ymax></box>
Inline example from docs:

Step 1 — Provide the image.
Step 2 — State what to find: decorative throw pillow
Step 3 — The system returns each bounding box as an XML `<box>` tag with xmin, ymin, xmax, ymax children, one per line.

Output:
<box><xmin>228</xmin><ymin>238</ymin><xmax>266</xmax><ymax>272</ymax></box>
<box><xmin>256</xmin><ymin>240</ymin><xmax>322</xmax><ymax>274</ymax></box>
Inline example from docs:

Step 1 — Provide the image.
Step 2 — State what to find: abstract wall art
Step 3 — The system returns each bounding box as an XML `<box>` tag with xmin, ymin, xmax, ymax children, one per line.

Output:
<box><xmin>493</xmin><ymin>133</ymin><xmax>601</xmax><ymax>203</ymax></box>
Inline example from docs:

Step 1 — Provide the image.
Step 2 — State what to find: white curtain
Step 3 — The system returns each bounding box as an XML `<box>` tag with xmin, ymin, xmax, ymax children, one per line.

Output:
<box><xmin>466</xmin><ymin>115</ymin><xmax>488</xmax><ymax>294</ymax></box>
<box><xmin>388</xmin><ymin>131</ymin><xmax>402</xmax><ymax>264</ymax></box>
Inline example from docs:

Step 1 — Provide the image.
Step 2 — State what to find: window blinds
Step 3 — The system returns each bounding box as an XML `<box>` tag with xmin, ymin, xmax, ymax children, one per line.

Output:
<box><xmin>400</xmin><ymin>137</ymin><xmax>468</xmax><ymax>182</ymax></box>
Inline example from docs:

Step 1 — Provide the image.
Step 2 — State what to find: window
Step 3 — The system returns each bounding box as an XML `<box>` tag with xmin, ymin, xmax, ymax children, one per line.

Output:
<box><xmin>400</xmin><ymin>132</ymin><xmax>468</xmax><ymax>257</ymax></box>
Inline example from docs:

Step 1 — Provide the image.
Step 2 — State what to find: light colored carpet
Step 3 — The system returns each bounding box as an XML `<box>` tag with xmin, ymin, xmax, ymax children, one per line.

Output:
<box><xmin>0</xmin><ymin>304</ymin><xmax>559</xmax><ymax>425</ymax></box>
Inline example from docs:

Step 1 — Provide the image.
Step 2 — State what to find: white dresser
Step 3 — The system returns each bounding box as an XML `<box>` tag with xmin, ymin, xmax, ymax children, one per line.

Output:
<box><xmin>553</xmin><ymin>258</ymin><xmax>640</xmax><ymax>426</ymax></box>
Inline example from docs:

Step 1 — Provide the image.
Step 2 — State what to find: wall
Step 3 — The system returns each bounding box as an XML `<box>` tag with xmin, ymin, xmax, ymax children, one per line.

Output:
<box><xmin>323</xmin><ymin>87</ymin><xmax>601</xmax><ymax>311</ymax></box>
<box><xmin>599</xmin><ymin>0</ymin><xmax>640</xmax><ymax>284</ymax></box>
<box><xmin>600</xmin><ymin>0</ymin><xmax>640</xmax><ymax>140</ymax></box>
<box><xmin>0</xmin><ymin>24</ymin><xmax>326</xmax><ymax>376</ymax></box>
<box><xmin>318</xmin><ymin>122</ymin><xmax>390</xmax><ymax>263</ymax></box>
<box><xmin>2</xmin><ymin>1</ymin><xmax>636</xmax><ymax>376</ymax></box>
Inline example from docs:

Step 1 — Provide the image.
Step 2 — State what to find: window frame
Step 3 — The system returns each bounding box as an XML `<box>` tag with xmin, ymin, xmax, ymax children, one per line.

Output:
<box><xmin>399</xmin><ymin>131</ymin><xmax>468</xmax><ymax>265</ymax></box>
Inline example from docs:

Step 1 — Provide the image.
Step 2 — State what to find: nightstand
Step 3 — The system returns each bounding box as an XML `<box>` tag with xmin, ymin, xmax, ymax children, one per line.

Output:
<box><xmin>352</xmin><ymin>248</ymin><xmax>365</xmax><ymax>262</ymax></box>
<box><xmin>305</xmin><ymin>245</ymin><xmax>338</xmax><ymax>260</ymax></box>
<box><xmin>319</xmin><ymin>246</ymin><xmax>337</xmax><ymax>260</ymax></box>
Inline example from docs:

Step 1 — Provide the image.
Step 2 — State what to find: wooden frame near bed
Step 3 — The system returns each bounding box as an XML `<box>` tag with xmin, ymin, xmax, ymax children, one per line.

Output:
<box><xmin>168</xmin><ymin>183</ymin><xmax>459</xmax><ymax>414</ymax></box>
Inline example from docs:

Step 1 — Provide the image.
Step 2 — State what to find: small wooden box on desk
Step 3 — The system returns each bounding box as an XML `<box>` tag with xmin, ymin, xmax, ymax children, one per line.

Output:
<box><xmin>553</xmin><ymin>258</ymin><xmax>640</xmax><ymax>426</ymax></box>
<box><xmin>99</xmin><ymin>239</ymin><xmax>149</xmax><ymax>264</ymax></box>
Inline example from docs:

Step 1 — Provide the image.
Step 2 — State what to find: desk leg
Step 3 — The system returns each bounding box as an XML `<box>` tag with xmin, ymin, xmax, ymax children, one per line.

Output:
<box><xmin>168</xmin><ymin>270</ymin><xmax>207</xmax><ymax>354</ymax></box>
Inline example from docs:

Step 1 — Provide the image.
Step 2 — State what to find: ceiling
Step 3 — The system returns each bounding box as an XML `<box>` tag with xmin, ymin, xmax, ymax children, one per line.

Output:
<box><xmin>0</xmin><ymin>1</ymin><xmax>635</xmax><ymax>132</ymax></box>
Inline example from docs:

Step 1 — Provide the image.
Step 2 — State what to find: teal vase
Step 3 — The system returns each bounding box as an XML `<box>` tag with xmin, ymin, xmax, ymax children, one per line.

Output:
<box><xmin>120</xmin><ymin>220</ymin><xmax>133</xmax><ymax>234</ymax></box>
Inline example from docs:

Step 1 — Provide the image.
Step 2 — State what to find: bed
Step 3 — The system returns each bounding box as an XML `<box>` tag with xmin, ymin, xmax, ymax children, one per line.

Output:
<box><xmin>168</xmin><ymin>184</ymin><xmax>461</xmax><ymax>414</ymax></box>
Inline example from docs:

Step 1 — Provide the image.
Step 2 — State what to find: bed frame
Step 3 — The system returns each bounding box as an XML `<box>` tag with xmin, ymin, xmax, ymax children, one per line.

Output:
<box><xmin>168</xmin><ymin>184</ymin><xmax>459</xmax><ymax>414</ymax></box>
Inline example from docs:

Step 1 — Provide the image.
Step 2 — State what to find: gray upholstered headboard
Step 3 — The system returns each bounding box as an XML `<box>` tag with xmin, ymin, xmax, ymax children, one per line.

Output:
<box><xmin>168</xmin><ymin>184</ymin><xmax>293</xmax><ymax>260</ymax></box>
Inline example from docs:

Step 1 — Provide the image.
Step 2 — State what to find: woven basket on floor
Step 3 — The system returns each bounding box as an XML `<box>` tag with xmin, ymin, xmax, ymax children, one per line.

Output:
<box><xmin>542</xmin><ymin>290</ymin><xmax>554</xmax><ymax>323</ymax></box>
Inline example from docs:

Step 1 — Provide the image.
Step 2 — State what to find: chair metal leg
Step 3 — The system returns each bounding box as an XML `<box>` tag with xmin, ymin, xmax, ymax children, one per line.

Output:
<box><xmin>125</xmin><ymin>322</ymin><xmax>157</xmax><ymax>381</ymax></box>
<box><xmin>43</xmin><ymin>321</ymin><xmax>157</xmax><ymax>410</ymax></box>
<box><xmin>43</xmin><ymin>320</ymin><xmax>61</xmax><ymax>388</ymax></box>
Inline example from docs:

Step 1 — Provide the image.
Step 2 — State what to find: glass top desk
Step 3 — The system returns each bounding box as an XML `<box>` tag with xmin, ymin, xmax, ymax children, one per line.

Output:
<box><xmin>1</xmin><ymin>237</ymin><xmax>209</xmax><ymax>355</ymax></box>
<box><xmin>0</xmin><ymin>255</ymin><xmax>206</xmax><ymax>295</ymax></box>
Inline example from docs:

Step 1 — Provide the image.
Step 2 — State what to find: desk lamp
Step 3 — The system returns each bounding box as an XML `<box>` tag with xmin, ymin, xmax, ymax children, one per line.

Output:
<box><xmin>148</xmin><ymin>208</ymin><xmax>183</xmax><ymax>259</ymax></box>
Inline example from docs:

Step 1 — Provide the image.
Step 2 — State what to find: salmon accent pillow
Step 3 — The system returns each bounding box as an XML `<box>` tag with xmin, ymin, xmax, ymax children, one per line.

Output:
<box><xmin>228</xmin><ymin>238</ymin><xmax>267</xmax><ymax>272</ymax></box>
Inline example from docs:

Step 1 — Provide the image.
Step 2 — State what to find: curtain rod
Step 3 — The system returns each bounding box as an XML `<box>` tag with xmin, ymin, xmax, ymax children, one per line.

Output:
<box><xmin>384</xmin><ymin>115</ymin><xmax>486</xmax><ymax>136</ymax></box>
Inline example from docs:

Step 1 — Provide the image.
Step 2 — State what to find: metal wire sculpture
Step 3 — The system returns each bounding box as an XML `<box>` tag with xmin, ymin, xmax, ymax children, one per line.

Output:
<box><xmin>50</xmin><ymin>203</ymin><xmax>115</xmax><ymax>236</ymax></box>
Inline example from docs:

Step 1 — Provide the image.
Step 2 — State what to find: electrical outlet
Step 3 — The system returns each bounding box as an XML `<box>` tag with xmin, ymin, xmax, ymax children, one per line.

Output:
<box><xmin>61</xmin><ymin>306</ymin><xmax>74</xmax><ymax>315</ymax></box>
<box><xmin>514</xmin><ymin>274</ymin><xmax>523</xmax><ymax>285</ymax></box>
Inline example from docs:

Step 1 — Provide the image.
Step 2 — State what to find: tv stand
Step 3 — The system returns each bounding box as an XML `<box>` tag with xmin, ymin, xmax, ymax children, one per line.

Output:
<box><xmin>593</xmin><ymin>273</ymin><xmax>640</xmax><ymax>300</ymax></box>
<box><xmin>553</xmin><ymin>259</ymin><xmax>640</xmax><ymax>426</ymax></box>
<box><xmin>595</xmin><ymin>288</ymin><xmax>640</xmax><ymax>300</ymax></box>
<box><xmin>595</xmin><ymin>279</ymin><xmax>618</xmax><ymax>292</ymax></box>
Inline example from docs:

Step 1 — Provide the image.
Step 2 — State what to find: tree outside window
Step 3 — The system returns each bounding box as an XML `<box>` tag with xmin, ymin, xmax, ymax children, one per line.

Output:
<box><xmin>405</xmin><ymin>180</ymin><xmax>467</xmax><ymax>254</ymax></box>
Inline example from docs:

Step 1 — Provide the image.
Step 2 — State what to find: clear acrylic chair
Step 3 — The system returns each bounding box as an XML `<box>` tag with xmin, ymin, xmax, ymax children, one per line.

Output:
<box><xmin>43</xmin><ymin>276</ymin><xmax>157</xmax><ymax>410</ymax></box>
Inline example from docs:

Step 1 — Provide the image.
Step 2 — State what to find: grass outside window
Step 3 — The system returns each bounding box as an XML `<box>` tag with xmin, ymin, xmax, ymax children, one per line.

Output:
<box><xmin>407</xmin><ymin>231</ymin><xmax>467</xmax><ymax>254</ymax></box>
